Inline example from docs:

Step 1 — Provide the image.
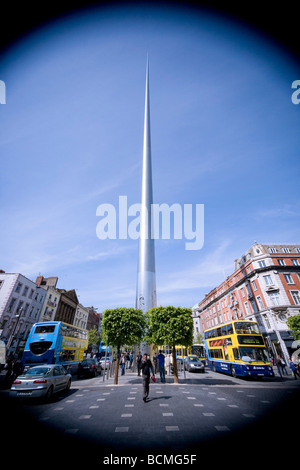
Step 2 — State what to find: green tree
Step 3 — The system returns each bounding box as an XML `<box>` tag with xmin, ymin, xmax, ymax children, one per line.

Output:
<box><xmin>88</xmin><ymin>326</ymin><xmax>101</xmax><ymax>349</ymax></box>
<box><xmin>102</xmin><ymin>307</ymin><xmax>147</xmax><ymax>384</ymax></box>
<box><xmin>287</xmin><ymin>314</ymin><xmax>300</xmax><ymax>340</ymax></box>
<box><xmin>147</xmin><ymin>306</ymin><xmax>194</xmax><ymax>384</ymax></box>
<box><xmin>194</xmin><ymin>332</ymin><xmax>204</xmax><ymax>345</ymax></box>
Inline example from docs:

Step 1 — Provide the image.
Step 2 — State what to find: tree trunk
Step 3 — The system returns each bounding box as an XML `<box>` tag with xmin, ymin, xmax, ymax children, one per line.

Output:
<box><xmin>172</xmin><ymin>346</ymin><xmax>179</xmax><ymax>384</ymax></box>
<box><xmin>114</xmin><ymin>344</ymin><xmax>120</xmax><ymax>385</ymax></box>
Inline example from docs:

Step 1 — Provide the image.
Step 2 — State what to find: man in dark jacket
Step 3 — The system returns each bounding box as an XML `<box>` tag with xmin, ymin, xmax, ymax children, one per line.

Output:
<box><xmin>141</xmin><ymin>354</ymin><xmax>155</xmax><ymax>402</ymax></box>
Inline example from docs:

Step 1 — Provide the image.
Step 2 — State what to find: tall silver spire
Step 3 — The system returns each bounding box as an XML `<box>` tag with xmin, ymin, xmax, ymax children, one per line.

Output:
<box><xmin>136</xmin><ymin>57</ymin><xmax>157</xmax><ymax>316</ymax></box>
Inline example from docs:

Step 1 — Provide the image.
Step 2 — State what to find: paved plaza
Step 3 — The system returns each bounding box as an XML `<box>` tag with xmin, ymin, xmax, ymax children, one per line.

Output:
<box><xmin>2</xmin><ymin>367</ymin><xmax>299</xmax><ymax>466</ymax></box>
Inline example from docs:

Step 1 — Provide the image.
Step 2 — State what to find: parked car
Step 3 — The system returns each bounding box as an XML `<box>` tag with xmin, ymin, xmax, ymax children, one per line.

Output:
<box><xmin>99</xmin><ymin>357</ymin><xmax>112</xmax><ymax>370</ymax></box>
<box><xmin>184</xmin><ymin>355</ymin><xmax>205</xmax><ymax>373</ymax></box>
<box><xmin>10</xmin><ymin>364</ymin><xmax>71</xmax><ymax>399</ymax></box>
<box><xmin>77</xmin><ymin>358</ymin><xmax>102</xmax><ymax>378</ymax></box>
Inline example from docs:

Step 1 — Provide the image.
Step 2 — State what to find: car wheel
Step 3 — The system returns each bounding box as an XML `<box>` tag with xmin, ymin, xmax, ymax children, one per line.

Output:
<box><xmin>231</xmin><ymin>365</ymin><xmax>236</xmax><ymax>378</ymax></box>
<box><xmin>212</xmin><ymin>362</ymin><xmax>216</xmax><ymax>372</ymax></box>
<box><xmin>46</xmin><ymin>385</ymin><xmax>54</xmax><ymax>400</ymax></box>
<box><xmin>65</xmin><ymin>380</ymin><xmax>71</xmax><ymax>392</ymax></box>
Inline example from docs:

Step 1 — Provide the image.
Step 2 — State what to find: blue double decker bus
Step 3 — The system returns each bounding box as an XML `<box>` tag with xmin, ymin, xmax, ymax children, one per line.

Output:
<box><xmin>21</xmin><ymin>321</ymin><xmax>88</xmax><ymax>374</ymax></box>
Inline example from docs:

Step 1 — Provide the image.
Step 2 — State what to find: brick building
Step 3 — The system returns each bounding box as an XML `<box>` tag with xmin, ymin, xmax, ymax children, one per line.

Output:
<box><xmin>193</xmin><ymin>243</ymin><xmax>300</xmax><ymax>364</ymax></box>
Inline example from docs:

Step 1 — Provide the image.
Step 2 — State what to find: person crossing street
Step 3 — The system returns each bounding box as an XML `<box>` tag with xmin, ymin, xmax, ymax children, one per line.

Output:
<box><xmin>141</xmin><ymin>354</ymin><xmax>155</xmax><ymax>402</ymax></box>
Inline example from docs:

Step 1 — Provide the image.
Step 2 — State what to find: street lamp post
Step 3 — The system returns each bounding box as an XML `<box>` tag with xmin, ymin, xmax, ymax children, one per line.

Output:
<box><xmin>6</xmin><ymin>307</ymin><xmax>23</xmax><ymax>354</ymax></box>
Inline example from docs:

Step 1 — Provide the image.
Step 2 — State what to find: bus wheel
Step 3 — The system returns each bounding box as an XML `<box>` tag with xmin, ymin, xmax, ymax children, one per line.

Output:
<box><xmin>231</xmin><ymin>365</ymin><xmax>236</xmax><ymax>378</ymax></box>
<box><xmin>212</xmin><ymin>362</ymin><xmax>216</xmax><ymax>372</ymax></box>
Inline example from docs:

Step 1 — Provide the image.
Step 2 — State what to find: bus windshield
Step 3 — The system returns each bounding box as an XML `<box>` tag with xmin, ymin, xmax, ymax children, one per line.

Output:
<box><xmin>234</xmin><ymin>322</ymin><xmax>260</xmax><ymax>335</ymax></box>
<box><xmin>240</xmin><ymin>347</ymin><xmax>269</xmax><ymax>362</ymax></box>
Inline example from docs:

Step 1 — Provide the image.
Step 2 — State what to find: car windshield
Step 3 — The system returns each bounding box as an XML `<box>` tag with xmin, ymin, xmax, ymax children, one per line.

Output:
<box><xmin>188</xmin><ymin>357</ymin><xmax>200</xmax><ymax>362</ymax></box>
<box><xmin>25</xmin><ymin>367</ymin><xmax>52</xmax><ymax>376</ymax></box>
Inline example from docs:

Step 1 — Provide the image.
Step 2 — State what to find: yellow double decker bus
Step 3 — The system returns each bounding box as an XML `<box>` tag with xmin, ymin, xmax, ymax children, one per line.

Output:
<box><xmin>204</xmin><ymin>320</ymin><xmax>274</xmax><ymax>378</ymax></box>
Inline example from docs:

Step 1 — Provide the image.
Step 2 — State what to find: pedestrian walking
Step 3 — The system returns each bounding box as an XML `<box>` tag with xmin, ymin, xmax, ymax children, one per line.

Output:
<box><xmin>279</xmin><ymin>355</ymin><xmax>288</xmax><ymax>375</ymax></box>
<box><xmin>12</xmin><ymin>358</ymin><xmax>22</xmax><ymax>381</ymax></box>
<box><xmin>276</xmin><ymin>356</ymin><xmax>283</xmax><ymax>377</ymax></box>
<box><xmin>120</xmin><ymin>352</ymin><xmax>126</xmax><ymax>376</ymax></box>
<box><xmin>289</xmin><ymin>358</ymin><xmax>300</xmax><ymax>379</ymax></box>
<box><xmin>157</xmin><ymin>350</ymin><xmax>166</xmax><ymax>383</ymax></box>
<box><xmin>165</xmin><ymin>354</ymin><xmax>171</xmax><ymax>375</ymax></box>
<box><xmin>141</xmin><ymin>354</ymin><xmax>155</xmax><ymax>402</ymax></box>
<box><xmin>130</xmin><ymin>352</ymin><xmax>133</xmax><ymax>369</ymax></box>
<box><xmin>136</xmin><ymin>351</ymin><xmax>142</xmax><ymax>376</ymax></box>
<box><xmin>125</xmin><ymin>352</ymin><xmax>130</xmax><ymax>369</ymax></box>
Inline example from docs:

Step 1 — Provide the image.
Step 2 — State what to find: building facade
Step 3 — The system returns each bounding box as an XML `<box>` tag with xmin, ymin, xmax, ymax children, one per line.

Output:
<box><xmin>55</xmin><ymin>289</ymin><xmax>79</xmax><ymax>325</ymax></box>
<box><xmin>86</xmin><ymin>307</ymin><xmax>100</xmax><ymax>331</ymax></box>
<box><xmin>38</xmin><ymin>286</ymin><xmax>61</xmax><ymax>323</ymax></box>
<box><xmin>0</xmin><ymin>272</ymin><xmax>47</xmax><ymax>356</ymax></box>
<box><xmin>74</xmin><ymin>303</ymin><xmax>89</xmax><ymax>330</ymax></box>
<box><xmin>193</xmin><ymin>243</ymin><xmax>300</xmax><ymax>364</ymax></box>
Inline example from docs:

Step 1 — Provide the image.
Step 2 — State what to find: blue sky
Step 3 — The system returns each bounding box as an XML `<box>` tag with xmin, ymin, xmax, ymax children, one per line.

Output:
<box><xmin>0</xmin><ymin>4</ymin><xmax>299</xmax><ymax>311</ymax></box>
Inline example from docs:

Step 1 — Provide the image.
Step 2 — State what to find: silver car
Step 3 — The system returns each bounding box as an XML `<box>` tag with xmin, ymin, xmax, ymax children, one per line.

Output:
<box><xmin>10</xmin><ymin>364</ymin><xmax>72</xmax><ymax>399</ymax></box>
<box><xmin>184</xmin><ymin>356</ymin><xmax>205</xmax><ymax>373</ymax></box>
<box><xmin>99</xmin><ymin>357</ymin><xmax>112</xmax><ymax>370</ymax></box>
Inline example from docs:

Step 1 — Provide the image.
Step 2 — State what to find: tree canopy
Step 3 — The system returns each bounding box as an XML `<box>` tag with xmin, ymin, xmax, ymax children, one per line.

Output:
<box><xmin>287</xmin><ymin>314</ymin><xmax>300</xmax><ymax>340</ymax></box>
<box><xmin>102</xmin><ymin>307</ymin><xmax>147</xmax><ymax>384</ymax></box>
<box><xmin>147</xmin><ymin>306</ymin><xmax>193</xmax><ymax>383</ymax></box>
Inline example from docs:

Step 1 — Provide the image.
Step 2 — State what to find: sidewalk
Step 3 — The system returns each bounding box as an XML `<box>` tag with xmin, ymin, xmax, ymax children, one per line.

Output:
<box><xmin>73</xmin><ymin>367</ymin><xmax>177</xmax><ymax>387</ymax></box>
<box><xmin>72</xmin><ymin>363</ymin><xmax>298</xmax><ymax>389</ymax></box>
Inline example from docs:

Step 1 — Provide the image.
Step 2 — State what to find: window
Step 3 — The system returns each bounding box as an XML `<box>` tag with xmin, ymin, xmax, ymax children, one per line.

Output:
<box><xmin>263</xmin><ymin>314</ymin><xmax>271</xmax><ymax>329</ymax></box>
<box><xmin>234</xmin><ymin>322</ymin><xmax>260</xmax><ymax>334</ymax></box>
<box><xmin>35</xmin><ymin>325</ymin><xmax>56</xmax><ymax>333</ymax></box>
<box><xmin>22</xmin><ymin>285</ymin><xmax>29</xmax><ymax>297</ymax></box>
<box><xmin>258</xmin><ymin>261</ymin><xmax>266</xmax><ymax>268</ymax></box>
<box><xmin>292</xmin><ymin>259</ymin><xmax>299</xmax><ymax>266</ymax></box>
<box><xmin>241</xmin><ymin>288</ymin><xmax>245</xmax><ymax>298</ymax></box>
<box><xmin>284</xmin><ymin>274</ymin><xmax>294</xmax><ymax>284</ymax></box>
<box><xmin>24</xmin><ymin>303</ymin><xmax>30</xmax><ymax>314</ymax></box>
<box><xmin>291</xmin><ymin>291</ymin><xmax>300</xmax><ymax>305</ymax></box>
<box><xmin>227</xmin><ymin>323</ymin><xmax>234</xmax><ymax>335</ymax></box>
<box><xmin>269</xmin><ymin>247</ymin><xmax>277</xmax><ymax>253</ymax></box>
<box><xmin>221</xmin><ymin>325</ymin><xmax>228</xmax><ymax>336</ymax></box>
<box><xmin>282</xmin><ymin>247</ymin><xmax>290</xmax><ymax>253</ymax></box>
<box><xmin>269</xmin><ymin>292</ymin><xmax>280</xmax><ymax>306</ymax></box>
<box><xmin>263</xmin><ymin>275</ymin><xmax>273</xmax><ymax>286</ymax></box>
<box><xmin>257</xmin><ymin>296</ymin><xmax>264</xmax><ymax>310</ymax></box>
<box><xmin>244</xmin><ymin>302</ymin><xmax>251</xmax><ymax>315</ymax></box>
<box><xmin>29</xmin><ymin>341</ymin><xmax>53</xmax><ymax>355</ymax></box>
<box><xmin>278</xmin><ymin>259</ymin><xmax>285</xmax><ymax>266</ymax></box>
<box><xmin>233</xmin><ymin>348</ymin><xmax>240</xmax><ymax>360</ymax></box>
<box><xmin>7</xmin><ymin>298</ymin><xmax>17</xmax><ymax>312</ymax></box>
<box><xmin>209</xmin><ymin>349</ymin><xmax>224</xmax><ymax>359</ymax></box>
<box><xmin>16</xmin><ymin>300</ymin><xmax>24</xmax><ymax>312</ymax></box>
<box><xmin>252</xmin><ymin>280</ymin><xmax>258</xmax><ymax>291</ymax></box>
<box><xmin>15</xmin><ymin>282</ymin><xmax>22</xmax><ymax>293</ymax></box>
